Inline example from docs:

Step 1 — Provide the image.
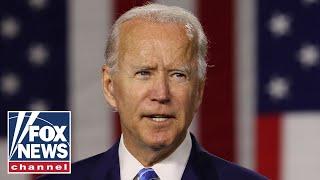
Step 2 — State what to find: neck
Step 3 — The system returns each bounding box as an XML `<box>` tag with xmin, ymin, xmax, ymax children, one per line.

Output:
<box><xmin>123</xmin><ymin>132</ymin><xmax>187</xmax><ymax>167</ymax></box>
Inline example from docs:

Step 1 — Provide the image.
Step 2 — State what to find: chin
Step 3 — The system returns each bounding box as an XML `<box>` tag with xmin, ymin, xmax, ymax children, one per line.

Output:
<box><xmin>144</xmin><ymin>131</ymin><xmax>178</xmax><ymax>150</ymax></box>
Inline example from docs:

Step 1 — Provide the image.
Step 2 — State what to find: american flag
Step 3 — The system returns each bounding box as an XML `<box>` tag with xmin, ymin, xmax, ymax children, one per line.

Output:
<box><xmin>256</xmin><ymin>0</ymin><xmax>320</xmax><ymax>179</ymax></box>
<box><xmin>1</xmin><ymin>0</ymin><xmax>320</xmax><ymax>180</ymax></box>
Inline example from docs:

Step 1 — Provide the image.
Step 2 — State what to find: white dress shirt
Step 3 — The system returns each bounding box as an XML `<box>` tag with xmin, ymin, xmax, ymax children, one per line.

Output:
<box><xmin>119</xmin><ymin>133</ymin><xmax>192</xmax><ymax>180</ymax></box>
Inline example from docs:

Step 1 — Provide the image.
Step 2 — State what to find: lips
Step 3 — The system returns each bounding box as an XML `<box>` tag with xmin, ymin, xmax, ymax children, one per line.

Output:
<box><xmin>143</xmin><ymin>114</ymin><xmax>175</xmax><ymax>122</ymax></box>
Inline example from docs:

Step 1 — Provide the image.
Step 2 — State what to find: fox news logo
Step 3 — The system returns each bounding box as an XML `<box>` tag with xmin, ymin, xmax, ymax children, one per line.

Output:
<box><xmin>7</xmin><ymin>111</ymin><xmax>71</xmax><ymax>174</ymax></box>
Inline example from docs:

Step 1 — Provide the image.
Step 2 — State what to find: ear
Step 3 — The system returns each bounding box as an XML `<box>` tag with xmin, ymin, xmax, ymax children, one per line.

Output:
<box><xmin>102</xmin><ymin>64</ymin><xmax>117</xmax><ymax>109</ymax></box>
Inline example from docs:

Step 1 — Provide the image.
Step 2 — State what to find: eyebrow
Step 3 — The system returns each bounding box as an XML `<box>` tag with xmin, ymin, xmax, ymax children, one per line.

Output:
<box><xmin>131</xmin><ymin>65</ymin><xmax>157</xmax><ymax>71</ymax></box>
<box><xmin>168</xmin><ymin>66</ymin><xmax>192</xmax><ymax>74</ymax></box>
<box><xmin>131</xmin><ymin>64</ymin><xmax>191</xmax><ymax>72</ymax></box>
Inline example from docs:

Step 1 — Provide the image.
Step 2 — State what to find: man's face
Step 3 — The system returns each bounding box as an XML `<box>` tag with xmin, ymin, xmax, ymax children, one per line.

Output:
<box><xmin>103</xmin><ymin>19</ymin><xmax>204</xmax><ymax>152</ymax></box>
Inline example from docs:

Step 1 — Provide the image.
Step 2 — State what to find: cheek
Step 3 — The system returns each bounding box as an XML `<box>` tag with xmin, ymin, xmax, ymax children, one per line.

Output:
<box><xmin>113</xmin><ymin>80</ymin><xmax>148</xmax><ymax>113</ymax></box>
<box><xmin>172</xmin><ymin>85</ymin><xmax>193</xmax><ymax>110</ymax></box>
<box><xmin>174</xmin><ymin>83</ymin><xmax>200</xmax><ymax>112</ymax></box>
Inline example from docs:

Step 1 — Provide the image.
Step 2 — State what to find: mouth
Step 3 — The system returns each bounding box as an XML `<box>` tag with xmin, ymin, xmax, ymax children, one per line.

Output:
<box><xmin>143</xmin><ymin>114</ymin><xmax>175</xmax><ymax>122</ymax></box>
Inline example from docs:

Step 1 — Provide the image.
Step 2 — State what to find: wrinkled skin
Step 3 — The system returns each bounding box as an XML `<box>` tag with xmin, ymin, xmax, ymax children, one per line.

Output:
<box><xmin>102</xmin><ymin>18</ymin><xmax>205</xmax><ymax>166</ymax></box>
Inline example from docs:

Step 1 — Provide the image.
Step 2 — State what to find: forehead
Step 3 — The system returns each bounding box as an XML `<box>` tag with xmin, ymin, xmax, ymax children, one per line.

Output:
<box><xmin>119</xmin><ymin>18</ymin><xmax>191</xmax><ymax>41</ymax></box>
<box><xmin>118</xmin><ymin>18</ymin><xmax>196</xmax><ymax>65</ymax></box>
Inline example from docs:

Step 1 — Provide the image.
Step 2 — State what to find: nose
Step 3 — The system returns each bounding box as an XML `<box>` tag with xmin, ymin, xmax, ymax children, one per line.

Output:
<box><xmin>151</xmin><ymin>74</ymin><xmax>170</xmax><ymax>104</ymax></box>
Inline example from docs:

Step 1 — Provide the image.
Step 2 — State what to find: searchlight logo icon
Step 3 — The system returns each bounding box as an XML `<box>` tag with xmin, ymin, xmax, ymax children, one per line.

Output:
<box><xmin>7</xmin><ymin>111</ymin><xmax>71</xmax><ymax>174</ymax></box>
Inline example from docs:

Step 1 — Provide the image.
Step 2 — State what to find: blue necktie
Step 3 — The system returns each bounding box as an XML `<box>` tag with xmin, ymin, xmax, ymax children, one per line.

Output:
<box><xmin>136</xmin><ymin>168</ymin><xmax>160</xmax><ymax>180</ymax></box>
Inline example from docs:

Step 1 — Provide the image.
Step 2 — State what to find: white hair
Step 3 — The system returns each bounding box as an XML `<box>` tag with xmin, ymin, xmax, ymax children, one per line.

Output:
<box><xmin>105</xmin><ymin>3</ymin><xmax>208</xmax><ymax>80</ymax></box>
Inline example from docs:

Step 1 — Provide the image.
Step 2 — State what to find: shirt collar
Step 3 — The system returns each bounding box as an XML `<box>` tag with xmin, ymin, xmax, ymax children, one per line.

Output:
<box><xmin>119</xmin><ymin>133</ymin><xmax>192</xmax><ymax>180</ymax></box>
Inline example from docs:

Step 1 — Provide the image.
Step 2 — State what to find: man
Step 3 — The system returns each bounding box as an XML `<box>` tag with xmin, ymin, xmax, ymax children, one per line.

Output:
<box><xmin>39</xmin><ymin>3</ymin><xmax>267</xmax><ymax>180</ymax></box>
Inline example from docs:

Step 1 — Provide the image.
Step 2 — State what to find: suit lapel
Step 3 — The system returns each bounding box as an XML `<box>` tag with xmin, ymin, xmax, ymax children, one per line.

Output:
<box><xmin>89</xmin><ymin>141</ymin><xmax>121</xmax><ymax>180</ymax></box>
<box><xmin>86</xmin><ymin>134</ymin><xmax>219</xmax><ymax>180</ymax></box>
<box><xmin>182</xmin><ymin>134</ymin><xmax>219</xmax><ymax>180</ymax></box>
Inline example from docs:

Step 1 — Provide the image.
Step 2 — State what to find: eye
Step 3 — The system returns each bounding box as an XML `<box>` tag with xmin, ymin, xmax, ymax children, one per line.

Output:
<box><xmin>135</xmin><ymin>70</ymin><xmax>151</xmax><ymax>79</ymax></box>
<box><xmin>171</xmin><ymin>72</ymin><xmax>187</xmax><ymax>81</ymax></box>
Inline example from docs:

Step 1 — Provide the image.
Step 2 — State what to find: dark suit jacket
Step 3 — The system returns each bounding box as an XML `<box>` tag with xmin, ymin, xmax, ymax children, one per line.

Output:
<box><xmin>38</xmin><ymin>134</ymin><xmax>267</xmax><ymax>180</ymax></box>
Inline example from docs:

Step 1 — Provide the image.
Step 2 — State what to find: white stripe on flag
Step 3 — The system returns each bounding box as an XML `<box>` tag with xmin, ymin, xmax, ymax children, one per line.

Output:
<box><xmin>154</xmin><ymin>0</ymin><xmax>199</xmax><ymax>138</ymax></box>
<box><xmin>0</xmin><ymin>140</ymin><xmax>27</xmax><ymax>180</ymax></box>
<box><xmin>282</xmin><ymin>112</ymin><xmax>320</xmax><ymax>180</ymax></box>
<box><xmin>234</xmin><ymin>0</ymin><xmax>257</xmax><ymax>169</ymax></box>
<box><xmin>68</xmin><ymin>0</ymin><xmax>114</xmax><ymax>162</ymax></box>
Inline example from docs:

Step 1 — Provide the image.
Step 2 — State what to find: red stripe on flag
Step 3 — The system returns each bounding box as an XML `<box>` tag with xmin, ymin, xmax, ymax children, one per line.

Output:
<box><xmin>257</xmin><ymin>114</ymin><xmax>281</xmax><ymax>180</ymax></box>
<box><xmin>198</xmin><ymin>0</ymin><xmax>235</xmax><ymax>161</ymax></box>
<box><xmin>112</xmin><ymin>0</ymin><xmax>152</xmax><ymax>138</ymax></box>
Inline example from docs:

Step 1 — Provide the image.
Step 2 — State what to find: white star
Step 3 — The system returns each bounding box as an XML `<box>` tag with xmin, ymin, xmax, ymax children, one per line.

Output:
<box><xmin>0</xmin><ymin>17</ymin><xmax>20</xmax><ymax>39</ymax></box>
<box><xmin>29</xmin><ymin>99</ymin><xmax>50</xmax><ymax>111</ymax></box>
<box><xmin>0</xmin><ymin>73</ymin><xmax>21</xmax><ymax>96</ymax></box>
<box><xmin>28</xmin><ymin>43</ymin><xmax>49</xmax><ymax>66</ymax></box>
<box><xmin>266</xmin><ymin>77</ymin><xmax>290</xmax><ymax>100</ymax></box>
<box><xmin>302</xmin><ymin>0</ymin><xmax>319</xmax><ymax>5</ymax></box>
<box><xmin>28</xmin><ymin>0</ymin><xmax>49</xmax><ymax>10</ymax></box>
<box><xmin>297</xmin><ymin>44</ymin><xmax>319</xmax><ymax>68</ymax></box>
<box><xmin>268</xmin><ymin>13</ymin><xmax>291</xmax><ymax>37</ymax></box>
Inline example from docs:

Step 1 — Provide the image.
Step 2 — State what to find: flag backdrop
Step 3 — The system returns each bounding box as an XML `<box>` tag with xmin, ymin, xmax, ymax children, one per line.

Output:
<box><xmin>1</xmin><ymin>0</ymin><xmax>320</xmax><ymax>180</ymax></box>
<box><xmin>256</xmin><ymin>0</ymin><xmax>320</xmax><ymax>179</ymax></box>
